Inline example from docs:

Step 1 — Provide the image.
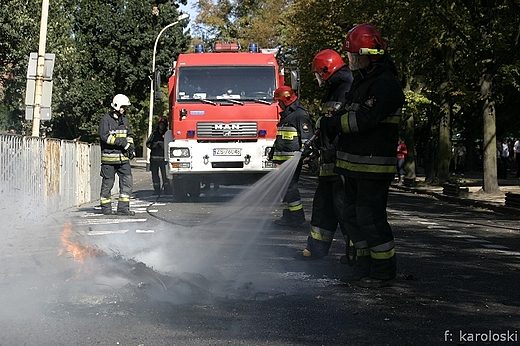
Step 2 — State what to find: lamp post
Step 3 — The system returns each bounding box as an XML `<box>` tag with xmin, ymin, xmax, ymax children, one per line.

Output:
<box><xmin>146</xmin><ymin>13</ymin><xmax>189</xmax><ymax>168</ymax></box>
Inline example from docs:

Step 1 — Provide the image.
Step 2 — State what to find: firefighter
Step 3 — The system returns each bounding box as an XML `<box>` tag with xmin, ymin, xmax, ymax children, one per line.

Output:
<box><xmin>99</xmin><ymin>94</ymin><xmax>136</xmax><ymax>216</ymax></box>
<box><xmin>295</xmin><ymin>49</ymin><xmax>353</xmax><ymax>260</ymax></box>
<box><xmin>270</xmin><ymin>86</ymin><xmax>313</xmax><ymax>227</ymax></box>
<box><xmin>146</xmin><ymin>117</ymin><xmax>170</xmax><ymax>195</ymax></box>
<box><xmin>318</xmin><ymin>24</ymin><xmax>405</xmax><ymax>288</ymax></box>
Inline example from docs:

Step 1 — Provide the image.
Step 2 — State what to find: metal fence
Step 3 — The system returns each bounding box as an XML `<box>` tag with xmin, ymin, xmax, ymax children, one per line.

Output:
<box><xmin>0</xmin><ymin>134</ymin><xmax>101</xmax><ymax>215</ymax></box>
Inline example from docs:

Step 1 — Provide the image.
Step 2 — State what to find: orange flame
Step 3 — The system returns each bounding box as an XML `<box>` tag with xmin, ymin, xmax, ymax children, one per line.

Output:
<box><xmin>59</xmin><ymin>222</ymin><xmax>102</xmax><ymax>263</ymax></box>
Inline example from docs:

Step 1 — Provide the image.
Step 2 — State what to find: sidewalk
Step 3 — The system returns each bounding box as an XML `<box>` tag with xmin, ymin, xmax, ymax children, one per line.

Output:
<box><xmin>392</xmin><ymin>171</ymin><xmax>520</xmax><ymax>216</ymax></box>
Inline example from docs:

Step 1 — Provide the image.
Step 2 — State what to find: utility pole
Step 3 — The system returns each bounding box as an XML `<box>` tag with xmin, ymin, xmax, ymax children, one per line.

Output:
<box><xmin>31</xmin><ymin>0</ymin><xmax>49</xmax><ymax>137</ymax></box>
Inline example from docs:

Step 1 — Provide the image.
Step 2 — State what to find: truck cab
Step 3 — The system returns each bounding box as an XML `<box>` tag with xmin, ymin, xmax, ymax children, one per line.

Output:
<box><xmin>164</xmin><ymin>43</ymin><xmax>294</xmax><ymax>200</ymax></box>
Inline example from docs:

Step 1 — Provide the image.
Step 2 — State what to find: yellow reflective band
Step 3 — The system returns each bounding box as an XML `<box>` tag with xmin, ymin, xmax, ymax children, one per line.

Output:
<box><xmin>272</xmin><ymin>155</ymin><xmax>294</xmax><ymax>161</ymax></box>
<box><xmin>288</xmin><ymin>204</ymin><xmax>303</xmax><ymax>212</ymax></box>
<box><xmin>310</xmin><ymin>229</ymin><xmax>333</xmax><ymax>242</ymax></box>
<box><xmin>319</xmin><ymin>169</ymin><xmax>336</xmax><ymax>176</ymax></box>
<box><xmin>340</xmin><ymin>114</ymin><xmax>352</xmax><ymax>133</ymax></box>
<box><xmin>100</xmin><ymin>198</ymin><xmax>111</xmax><ymax>205</ymax></box>
<box><xmin>357</xmin><ymin>248</ymin><xmax>371</xmax><ymax>257</ymax></box>
<box><xmin>336</xmin><ymin>160</ymin><xmax>396</xmax><ymax>173</ymax></box>
<box><xmin>118</xmin><ymin>197</ymin><xmax>130</xmax><ymax>202</ymax></box>
<box><xmin>370</xmin><ymin>247</ymin><xmax>395</xmax><ymax>260</ymax></box>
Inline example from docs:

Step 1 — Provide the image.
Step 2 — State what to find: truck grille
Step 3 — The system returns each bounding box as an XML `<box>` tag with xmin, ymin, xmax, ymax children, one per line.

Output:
<box><xmin>197</xmin><ymin>122</ymin><xmax>258</xmax><ymax>138</ymax></box>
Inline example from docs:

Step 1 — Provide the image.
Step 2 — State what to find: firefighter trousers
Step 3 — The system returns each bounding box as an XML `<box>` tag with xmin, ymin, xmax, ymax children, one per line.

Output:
<box><xmin>306</xmin><ymin>175</ymin><xmax>349</xmax><ymax>257</ymax></box>
<box><xmin>100</xmin><ymin>162</ymin><xmax>133</xmax><ymax>212</ymax></box>
<box><xmin>342</xmin><ymin>177</ymin><xmax>396</xmax><ymax>280</ymax></box>
<box><xmin>281</xmin><ymin>160</ymin><xmax>305</xmax><ymax>223</ymax></box>
<box><xmin>150</xmin><ymin>159</ymin><xmax>170</xmax><ymax>194</ymax></box>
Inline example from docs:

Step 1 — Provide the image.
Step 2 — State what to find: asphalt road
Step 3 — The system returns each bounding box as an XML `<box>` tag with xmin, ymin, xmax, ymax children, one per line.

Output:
<box><xmin>1</xmin><ymin>164</ymin><xmax>519</xmax><ymax>346</ymax></box>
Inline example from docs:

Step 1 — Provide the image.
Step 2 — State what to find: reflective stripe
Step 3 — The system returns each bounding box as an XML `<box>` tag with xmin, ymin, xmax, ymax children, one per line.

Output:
<box><xmin>371</xmin><ymin>240</ymin><xmax>395</xmax><ymax>253</ymax></box>
<box><xmin>336</xmin><ymin>160</ymin><xmax>396</xmax><ymax>173</ymax></box>
<box><xmin>380</xmin><ymin>115</ymin><xmax>400</xmax><ymax>124</ymax></box>
<box><xmin>107</xmin><ymin>134</ymin><xmax>117</xmax><ymax>145</ymax></box>
<box><xmin>277</xmin><ymin>126</ymin><xmax>299</xmax><ymax>141</ymax></box>
<box><xmin>341</xmin><ymin>111</ymin><xmax>358</xmax><ymax>133</ymax></box>
<box><xmin>319</xmin><ymin>169</ymin><xmax>336</xmax><ymax>176</ymax></box>
<box><xmin>309</xmin><ymin>225</ymin><xmax>334</xmax><ymax>242</ymax></box>
<box><xmin>337</xmin><ymin>152</ymin><xmax>397</xmax><ymax>165</ymax></box>
<box><xmin>354</xmin><ymin>240</ymin><xmax>369</xmax><ymax>249</ymax></box>
<box><xmin>370</xmin><ymin>240</ymin><xmax>395</xmax><ymax>260</ymax></box>
<box><xmin>370</xmin><ymin>247</ymin><xmax>395</xmax><ymax>260</ymax></box>
<box><xmin>100</xmin><ymin>198</ymin><xmax>111</xmax><ymax>205</ymax></box>
<box><xmin>319</xmin><ymin>163</ymin><xmax>336</xmax><ymax>176</ymax></box>
<box><xmin>356</xmin><ymin>248</ymin><xmax>371</xmax><ymax>257</ymax></box>
<box><xmin>272</xmin><ymin>154</ymin><xmax>295</xmax><ymax>161</ymax></box>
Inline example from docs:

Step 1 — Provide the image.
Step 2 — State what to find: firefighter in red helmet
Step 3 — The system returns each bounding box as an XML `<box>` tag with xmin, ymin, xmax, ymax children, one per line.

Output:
<box><xmin>270</xmin><ymin>86</ymin><xmax>313</xmax><ymax>227</ymax></box>
<box><xmin>295</xmin><ymin>49</ymin><xmax>353</xmax><ymax>260</ymax></box>
<box><xmin>146</xmin><ymin>117</ymin><xmax>171</xmax><ymax>195</ymax></box>
<box><xmin>318</xmin><ymin>24</ymin><xmax>405</xmax><ymax>288</ymax></box>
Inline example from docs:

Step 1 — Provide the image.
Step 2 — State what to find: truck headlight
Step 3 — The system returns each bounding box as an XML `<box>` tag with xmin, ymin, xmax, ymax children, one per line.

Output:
<box><xmin>170</xmin><ymin>147</ymin><xmax>190</xmax><ymax>158</ymax></box>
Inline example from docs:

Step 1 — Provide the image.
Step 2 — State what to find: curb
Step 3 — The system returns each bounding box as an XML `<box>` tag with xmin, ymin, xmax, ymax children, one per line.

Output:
<box><xmin>391</xmin><ymin>185</ymin><xmax>520</xmax><ymax>217</ymax></box>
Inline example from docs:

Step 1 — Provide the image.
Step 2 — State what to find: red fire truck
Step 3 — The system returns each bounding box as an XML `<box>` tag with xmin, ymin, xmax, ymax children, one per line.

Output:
<box><xmin>163</xmin><ymin>42</ymin><xmax>298</xmax><ymax>200</ymax></box>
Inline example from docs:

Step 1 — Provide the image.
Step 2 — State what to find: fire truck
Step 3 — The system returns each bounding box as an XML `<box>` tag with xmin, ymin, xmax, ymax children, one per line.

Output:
<box><xmin>162</xmin><ymin>42</ymin><xmax>298</xmax><ymax>200</ymax></box>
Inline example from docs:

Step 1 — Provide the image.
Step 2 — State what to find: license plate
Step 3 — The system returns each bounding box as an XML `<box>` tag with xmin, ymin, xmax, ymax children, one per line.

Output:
<box><xmin>213</xmin><ymin>148</ymin><xmax>241</xmax><ymax>156</ymax></box>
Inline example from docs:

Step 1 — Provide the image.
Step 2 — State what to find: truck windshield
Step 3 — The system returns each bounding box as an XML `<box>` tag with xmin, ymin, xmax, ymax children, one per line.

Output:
<box><xmin>176</xmin><ymin>66</ymin><xmax>276</xmax><ymax>102</ymax></box>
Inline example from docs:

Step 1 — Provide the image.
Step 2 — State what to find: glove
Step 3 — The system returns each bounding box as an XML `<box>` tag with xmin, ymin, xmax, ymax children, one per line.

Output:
<box><xmin>268</xmin><ymin>146</ymin><xmax>275</xmax><ymax>161</ymax></box>
<box><xmin>125</xmin><ymin>144</ymin><xmax>135</xmax><ymax>160</ymax></box>
<box><xmin>317</xmin><ymin>116</ymin><xmax>331</xmax><ymax>131</ymax></box>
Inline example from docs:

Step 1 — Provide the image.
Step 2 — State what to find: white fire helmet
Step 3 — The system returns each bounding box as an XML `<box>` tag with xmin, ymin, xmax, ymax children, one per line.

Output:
<box><xmin>111</xmin><ymin>94</ymin><xmax>131</xmax><ymax>111</ymax></box>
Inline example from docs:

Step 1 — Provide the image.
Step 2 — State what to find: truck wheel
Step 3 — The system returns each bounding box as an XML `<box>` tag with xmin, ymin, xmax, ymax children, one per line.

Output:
<box><xmin>186</xmin><ymin>180</ymin><xmax>201</xmax><ymax>199</ymax></box>
<box><xmin>172</xmin><ymin>177</ymin><xmax>188</xmax><ymax>201</ymax></box>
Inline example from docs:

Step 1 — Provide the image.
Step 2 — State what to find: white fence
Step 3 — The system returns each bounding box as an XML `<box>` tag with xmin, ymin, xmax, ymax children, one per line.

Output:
<box><xmin>0</xmin><ymin>134</ymin><xmax>101</xmax><ymax>215</ymax></box>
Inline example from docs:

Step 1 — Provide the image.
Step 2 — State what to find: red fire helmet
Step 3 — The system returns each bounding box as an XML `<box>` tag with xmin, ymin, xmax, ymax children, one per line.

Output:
<box><xmin>273</xmin><ymin>86</ymin><xmax>297</xmax><ymax>106</ymax></box>
<box><xmin>343</xmin><ymin>24</ymin><xmax>387</xmax><ymax>62</ymax></box>
<box><xmin>311</xmin><ymin>49</ymin><xmax>346</xmax><ymax>81</ymax></box>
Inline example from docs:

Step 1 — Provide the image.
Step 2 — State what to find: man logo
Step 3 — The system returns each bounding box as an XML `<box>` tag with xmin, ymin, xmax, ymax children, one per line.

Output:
<box><xmin>214</xmin><ymin>123</ymin><xmax>240</xmax><ymax>130</ymax></box>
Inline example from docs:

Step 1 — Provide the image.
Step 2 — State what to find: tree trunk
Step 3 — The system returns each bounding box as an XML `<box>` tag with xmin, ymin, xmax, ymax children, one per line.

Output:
<box><xmin>404</xmin><ymin>113</ymin><xmax>416</xmax><ymax>183</ymax></box>
<box><xmin>481</xmin><ymin>72</ymin><xmax>500</xmax><ymax>193</ymax></box>
<box><xmin>435</xmin><ymin>45</ymin><xmax>454</xmax><ymax>183</ymax></box>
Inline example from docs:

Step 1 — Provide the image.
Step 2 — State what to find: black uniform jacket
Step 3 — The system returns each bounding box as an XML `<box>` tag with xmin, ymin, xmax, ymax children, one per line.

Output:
<box><xmin>324</xmin><ymin>54</ymin><xmax>405</xmax><ymax>180</ymax></box>
<box><xmin>271</xmin><ymin>99</ymin><xmax>313</xmax><ymax>163</ymax></box>
<box><xmin>146</xmin><ymin>129</ymin><xmax>166</xmax><ymax>161</ymax></box>
<box><xmin>99</xmin><ymin>112</ymin><xmax>134</xmax><ymax>164</ymax></box>
<box><xmin>317</xmin><ymin>66</ymin><xmax>353</xmax><ymax>178</ymax></box>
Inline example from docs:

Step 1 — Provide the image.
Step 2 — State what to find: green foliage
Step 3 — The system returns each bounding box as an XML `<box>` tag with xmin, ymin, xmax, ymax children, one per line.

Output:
<box><xmin>0</xmin><ymin>0</ymin><xmax>189</xmax><ymax>145</ymax></box>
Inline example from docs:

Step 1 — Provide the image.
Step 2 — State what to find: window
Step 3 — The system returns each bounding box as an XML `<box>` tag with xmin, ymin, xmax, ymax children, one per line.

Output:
<box><xmin>177</xmin><ymin>66</ymin><xmax>276</xmax><ymax>101</ymax></box>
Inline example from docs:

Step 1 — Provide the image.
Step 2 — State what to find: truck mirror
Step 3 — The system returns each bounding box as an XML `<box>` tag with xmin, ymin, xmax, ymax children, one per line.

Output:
<box><xmin>154</xmin><ymin>70</ymin><xmax>161</xmax><ymax>91</ymax></box>
<box><xmin>154</xmin><ymin>70</ymin><xmax>163</xmax><ymax>101</ymax></box>
<box><xmin>290</xmin><ymin>69</ymin><xmax>300</xmax><ymax>95</ymax></box>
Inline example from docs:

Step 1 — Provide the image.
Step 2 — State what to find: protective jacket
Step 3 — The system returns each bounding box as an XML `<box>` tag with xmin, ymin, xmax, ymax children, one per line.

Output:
<box><xmin>316</xmin><ymin>65</ymin><xmax>353</xmax><ymax>178</ymax></box>
<box><xmin>271</xmin><ymin>99</ymin><xmax>313</xmax><ymax>163</ymax></box>
<box><xmin>99</xmin><ymin>112</ymin><xmax>134</xmax><ymax>164</ymax></box>
<box><xmin>146</xmin><ymin>129</ymin><xmax>166</xmax><ymax>161</ymax></box>
<box><xmin>325</xmin><ymin>55</ymin><xmax>404</xmax><ymax>180</ymax></box>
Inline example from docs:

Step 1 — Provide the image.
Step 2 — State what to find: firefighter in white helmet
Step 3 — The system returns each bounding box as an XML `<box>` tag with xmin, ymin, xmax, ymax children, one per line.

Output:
<box><xmin>99</xmin><ymin>93</ymin><xmax>135</xmax><ymax>216</ymax></box>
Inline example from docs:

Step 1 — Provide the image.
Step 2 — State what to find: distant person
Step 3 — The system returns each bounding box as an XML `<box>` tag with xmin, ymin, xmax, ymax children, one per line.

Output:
<box><xmin>99</xmin><ymin>94</ymin><xmax>135</xmax><ymax>216</ymax></box>
<box><xmin>455</xmin><ymin>142</ymin><xmax>467</xmax><ymax>176</ymax></box>
<box><xmin>514</xmin><ymin>137</ymin><xmax>520</xmax><ymax>178</ymax></box>
<box><xmin>146</xmin><ymin>117</ymin><xmax>170</xmax><ymax>195</ymax></box>
<box><xmin>499</xmin><ymin>137</ymin><xmax>509</xmax><ymax>179</ymax></box>
<box><xmin>269</xmin><ymin>86</ymin><xmax>313</xmax><ymax>227</ymax></box>
<box><xmin>396</xmin><ymin>138</ymin><xmax>408</xmax><ymax>185</ymax></box>
<box><xmin>8</xmin><ymin>126</ymin><xmax>16</xmax><ymax>134</ymax></box>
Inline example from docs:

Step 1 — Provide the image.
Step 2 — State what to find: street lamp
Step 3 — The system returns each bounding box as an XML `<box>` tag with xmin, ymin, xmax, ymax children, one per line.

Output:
<box><xmin>146</xmin><ymin>13</ymin><xmax>189</xmax><ymax>168</ymax></box>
